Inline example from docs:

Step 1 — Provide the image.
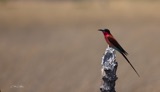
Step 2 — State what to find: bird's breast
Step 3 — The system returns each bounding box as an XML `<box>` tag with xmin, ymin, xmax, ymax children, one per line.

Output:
<box><xmin>104</xmin><ymin>36</ymin><xmax>113</xmax><ymax>47</ymax></box>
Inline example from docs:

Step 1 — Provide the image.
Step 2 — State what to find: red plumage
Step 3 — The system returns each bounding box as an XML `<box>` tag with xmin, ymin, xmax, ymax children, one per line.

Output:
<box><xmin>99</xmin><ymin>29</ymin><xmax>140</xmax><ymax>77</ymax></box>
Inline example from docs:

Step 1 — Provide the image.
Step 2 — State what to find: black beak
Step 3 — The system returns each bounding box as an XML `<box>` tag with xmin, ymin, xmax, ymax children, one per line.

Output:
<box><xmin>98</xmin><ymin>29</ymin><xmax>103</xmax><ymax>31</ymax></box>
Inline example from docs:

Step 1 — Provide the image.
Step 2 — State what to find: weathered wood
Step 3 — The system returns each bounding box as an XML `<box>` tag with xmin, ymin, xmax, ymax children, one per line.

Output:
<box><xmin>100</xmin><ymin>46</ymin><xmax>118</xmax><ymax>92</ymax></box>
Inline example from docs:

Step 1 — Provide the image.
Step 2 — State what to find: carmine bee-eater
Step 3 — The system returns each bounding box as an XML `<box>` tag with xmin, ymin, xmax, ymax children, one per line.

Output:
<box><xmin>99</xmin><ymin>28</ymin><xmax>140</xmax><ymax>77</ymax></box>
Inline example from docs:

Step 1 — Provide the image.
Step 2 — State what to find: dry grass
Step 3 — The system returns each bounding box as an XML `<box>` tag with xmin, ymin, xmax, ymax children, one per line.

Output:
<box><xmin>0</xmin><ymin>1</ymin><xmax>160</xmax><ymax>92</ymax></box>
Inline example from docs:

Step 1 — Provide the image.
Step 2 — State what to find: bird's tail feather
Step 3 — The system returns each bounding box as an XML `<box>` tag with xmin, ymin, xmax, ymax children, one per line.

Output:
<box><xmin>123</xmin><ymin>51</ymin><xmax>128</xmax><ymax>56</ymax></box>
<box><xmin>120</xmin><ymin>52</ymin><xmax>140</xmax><ymax>77</ymax></box>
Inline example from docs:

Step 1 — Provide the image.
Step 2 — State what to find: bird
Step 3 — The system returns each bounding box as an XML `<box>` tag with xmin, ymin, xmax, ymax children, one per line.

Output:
<box><xmin>99</xmin><ymin>28</ymin><xmax>140</xmax><ymax>77</ymax></box>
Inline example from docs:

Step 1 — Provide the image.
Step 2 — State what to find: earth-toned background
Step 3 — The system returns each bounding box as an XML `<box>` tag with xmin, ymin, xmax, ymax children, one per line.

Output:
<box><xmin>0</xmin><ymin>1</ymin><xmax>160</xmax><ymax>92</ymax></box>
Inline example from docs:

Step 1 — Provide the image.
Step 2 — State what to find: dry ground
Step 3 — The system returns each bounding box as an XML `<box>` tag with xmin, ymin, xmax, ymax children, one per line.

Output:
<box><xmin>0</xmin><ymin>1</ymin><xmax>160</xmax><ymax>92</ymax></box>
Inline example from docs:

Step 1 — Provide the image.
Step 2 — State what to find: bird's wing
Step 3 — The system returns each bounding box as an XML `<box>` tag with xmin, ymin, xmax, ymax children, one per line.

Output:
<box><xmin>108</xmin><ymin>36</ymin><xmax>128</xmax><ymax>55</ymax></box>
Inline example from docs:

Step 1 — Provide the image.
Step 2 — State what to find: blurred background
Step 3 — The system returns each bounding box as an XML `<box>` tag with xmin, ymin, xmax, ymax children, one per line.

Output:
<box><xmin>0</xmin><ymin>0</ymin><xmax>160</xmax><ymax>92</ymax></box>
